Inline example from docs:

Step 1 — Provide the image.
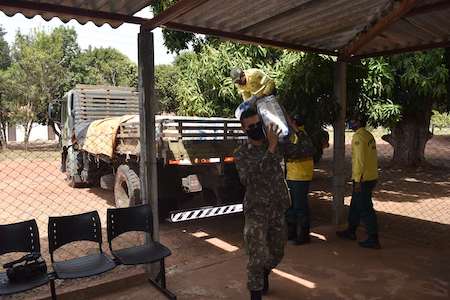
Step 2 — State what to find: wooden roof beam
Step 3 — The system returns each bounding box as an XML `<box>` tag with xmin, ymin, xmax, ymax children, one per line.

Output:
<box><xmin>142</xmin><ymin>0</ymin><xmax>209</xmax><ymax>30</ymax></box>
<box><xmin>343</xmin><ymin>0</ymin><xmax>417</xmax><ymax>57</ymax></box>
<box><xmin>351</xmin><ymin>40</ymin><xmax>450</xmax><ymax>60</ymax></box>
<box><xmin>408</xmin><ymin>0</ymin><xmax>450</xmax><ymax>16</ymax></box>
<box><xmin>164</xmin><ymin>21</ymin><xmax>338</xmax><ymax>56</ymax></box>
<box><xmin>0</xmin><ymin>0</ymin><xmax>149</xmax><ymax>25</ymax></box>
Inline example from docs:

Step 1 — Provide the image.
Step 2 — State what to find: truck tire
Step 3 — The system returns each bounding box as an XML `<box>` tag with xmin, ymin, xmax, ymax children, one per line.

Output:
<box><xmin>66</xmin><ymin>153</ymin><xmax>83</xmax><ymax>188</ymax></box>
<box><xmin>67</xmin><ymin>174</ymin><xmax>83</xmax><ymax>188</ymax></box>
<box><xmin>114</xmin><ymin>165</ymin><xmax>141</xmax><ymax>207</ymax></box>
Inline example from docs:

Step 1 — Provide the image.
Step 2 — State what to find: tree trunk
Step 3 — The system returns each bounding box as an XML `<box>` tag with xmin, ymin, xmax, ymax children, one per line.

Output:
<box><xmin>24</xmin><ymin>121</ymin><xmax>33</xmax><ymax>152</ymax></box>
<box><xmin>382</xmin><ymin>107</ymin><xmax>433</xmax><ymax>167</ymax></box>
<box><xmin>0</xmin><ymin>124</ymin><xmax>6</xmax><ymax>150</ymax></box>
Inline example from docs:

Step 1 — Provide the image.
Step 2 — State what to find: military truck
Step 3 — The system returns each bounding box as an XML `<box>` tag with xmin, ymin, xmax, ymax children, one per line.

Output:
<box><xmin>48</xmin><ymin>85</ymin><xmax>246</xmax><ymax>222</ymax></box>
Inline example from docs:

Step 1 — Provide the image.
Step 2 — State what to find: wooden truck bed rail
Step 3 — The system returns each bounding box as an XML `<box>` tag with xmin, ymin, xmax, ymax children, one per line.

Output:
<box><xmin>73</xmin><ymin>86</ymin><xmax>139</xmax><ymax>124</ymax></box>
<box><xmin>115</xmin><ymin>117</ymin><xmax>246</xmax><ymax>159</ymax></box>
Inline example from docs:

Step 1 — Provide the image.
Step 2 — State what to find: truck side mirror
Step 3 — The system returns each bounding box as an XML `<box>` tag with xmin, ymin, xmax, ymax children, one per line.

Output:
<box><xmin>48</xmin><ymin>100</ymin><xmax>61</xmax><ymax>124</ymax></box>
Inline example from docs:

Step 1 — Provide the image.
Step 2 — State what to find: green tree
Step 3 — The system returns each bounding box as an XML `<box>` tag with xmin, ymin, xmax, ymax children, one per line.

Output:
<box><xmin>6</xmin><ymin>27</ymin><xmax>79</xmax><ymax>148</ymax></box>
<box><xmin>155</xmin><ymin>64</ymin><xmax>179</xmax><ymax>113</ymax></box>
<box><xmin>151</xmin><ymin>2</ymin><xmax>450</xmax><ymax>167</ymax></box>
<box><xmin>0</xmin><ymin>26</ymin><xmax>11</xmax><ymax>149</ymax></box>
<box><xmin>431</xmin><ymin>110</ymin><xmax>450</xmax><ymax>131</ymax></box>
<box><xmin>73</xmin><ymin>47</ymin><xmax>137</xmax><ymax>88</ymax></box>
<box><xmin>172</xmin><ymin>42</ymin><xmax>281</xmax><ymax>116</ymax></box>
<box><xmin>361</xmin><ymin>50</ymin><xmax>448</xmax><ymax>166</ymax></box>
<box><xmin>0</xmin><ymin>26</ymin><xmax>10</xmax><ymax>69</ymax></box>
<box><xmin>151</xmin><ymin>0</ymin><xmax>204</xmax><ymax>53</ymax></box>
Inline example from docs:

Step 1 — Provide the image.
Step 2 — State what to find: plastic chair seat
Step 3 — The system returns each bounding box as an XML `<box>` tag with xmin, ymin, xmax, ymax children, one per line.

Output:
<box><xmin>112</xmin><ymin>243</ymin><xmax>171</xmax><ymax>265</ymax></box>
<box><xmin>0</xmin><ymin>271</ymin><xmax>49</xmax><ymax>295</ymax></box>
<box><xmin>53</xmin><ymin>253</ymin><xmax>116</xmax><ymax>279</ymax></box>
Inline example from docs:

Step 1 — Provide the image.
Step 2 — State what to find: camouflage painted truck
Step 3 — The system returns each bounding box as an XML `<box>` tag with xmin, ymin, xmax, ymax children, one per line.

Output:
<box><xmin>48</xmin><ymin>85</ymin><xmax>246</xmax><ymax>222</ymax></box>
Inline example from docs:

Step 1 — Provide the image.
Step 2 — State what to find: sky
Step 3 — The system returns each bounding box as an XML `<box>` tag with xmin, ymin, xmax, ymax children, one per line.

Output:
<box><xmin>0</xmin><ymin>8</ymin><xmax>175</xmax><ymax>65</ymax></box>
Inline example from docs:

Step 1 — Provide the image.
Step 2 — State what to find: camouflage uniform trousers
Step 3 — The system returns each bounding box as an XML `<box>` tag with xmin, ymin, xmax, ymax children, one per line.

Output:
<box><xmin>244</xmin><ymin>208</ymin><xmax>287</xmax><ymax>291</ymax></box>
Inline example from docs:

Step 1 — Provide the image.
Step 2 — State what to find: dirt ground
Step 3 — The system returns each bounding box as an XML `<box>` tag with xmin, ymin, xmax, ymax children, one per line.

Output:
<box><xmin>0</xmin><ymin>136</ymin><xmax>449</xmax><ymax>299</ymax></box>
<box><xmin>91</xmin><ymin>221</ymin><xmax>449</xmax><ymax>300</ymax></box>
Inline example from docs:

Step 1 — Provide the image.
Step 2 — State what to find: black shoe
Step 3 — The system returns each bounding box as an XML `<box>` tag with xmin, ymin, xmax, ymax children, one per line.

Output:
<box><xmin>303</xmin><ymin>226</ymin><xmax>311</xmax><ymax>243</ymax></box>
<box><xmin>287</xmin><ymin>223</ymin><xmax>296</xmax><ymax>241</ymax></box>
<box><xmin>291</xmin><ymin>218</ymin><xmax>310</xmax><ymax>245</ymax></box>
<box><xmin>336</xmin><ymin>229</ymin><xmax>357</xmax><ymax>241</ymax></box>
<box><xmin>250</xmin><ymin>290</ymin><xmax>262</xmax><ymax>300</ymax></box>
<box><xmin>262</xmin><ymin>269</ymin><xmax>270</xmax><ymax>295</ymax></box>
<box><xmin>359</xmin><ymin>236</ymin><xmax>381</xmax><ymax>249</ymax></box>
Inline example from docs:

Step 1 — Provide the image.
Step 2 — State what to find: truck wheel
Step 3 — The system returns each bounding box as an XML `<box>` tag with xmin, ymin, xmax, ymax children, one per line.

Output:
<box><xmin>114</xmin><ymin>165</ymin><xmax>141</xmax><ymax>207</ymax></box>
<box><xmin>67</xmin><ymin>174</ymin><xmax>83</xmax><ymax>188</ymax></box>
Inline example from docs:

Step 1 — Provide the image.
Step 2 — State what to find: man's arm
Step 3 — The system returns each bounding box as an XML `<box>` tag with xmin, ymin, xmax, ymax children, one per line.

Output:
<box><xmin>237</xmin><ymin>84</ymin><xmax>252</xmax><ymax>101</ymax></box>
<box><xmin>261</xmin><ymin>75</ymin><xmax>275</xmax><ymax>96</ymax></box>
<box><xmin>282</xmin><ymin>131</ymin><xmax>314</xmax><ymax>160</ymax></box>
<box><xmin>253</xmin><ymin>70</ymin><xmax>275</xmax><ymax>97</ymax></box>
<box><xmin>352</xmin><ymin>134</ymin><xmax>365</xmax><ymax>182</ymax></box>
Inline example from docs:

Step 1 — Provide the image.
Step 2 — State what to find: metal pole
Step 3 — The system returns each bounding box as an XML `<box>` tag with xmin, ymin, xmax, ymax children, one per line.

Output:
<box><xmin>332</xmin><ymin>59</ymin><xmax>347</xmax><ymax>225</ymax></box>
<box><xmin>138</xmin><ymin>28</ymin><xmax>159</xmax><ymax>240</ymax></box>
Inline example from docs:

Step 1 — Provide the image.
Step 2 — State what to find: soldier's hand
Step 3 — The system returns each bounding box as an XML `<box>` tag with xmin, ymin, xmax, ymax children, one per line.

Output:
<box><xmin>267</xmin><ymin>123</ymin><xmax>279</xmax><ymax>153</ymax></box>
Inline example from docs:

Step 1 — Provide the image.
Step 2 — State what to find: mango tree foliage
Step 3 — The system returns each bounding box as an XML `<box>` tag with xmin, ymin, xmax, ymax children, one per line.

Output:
<box><xmin>155</xmin><ymin>64</ymin><xmax>179</xmax><ymax>113</ymax></box>
<box><xmin>362</xmin><ymin>50</ymin><xmax>448</xmax><ymax>166</ymax></box>
<box><xmin>151</xmin><ymin>0</ymin><xmax>203</xmax><ymax>53</ymax></box>
<box><xmin>173</xmin><ymin>42</ymin><xmax>281</xmax><ymax>116</ymax></box>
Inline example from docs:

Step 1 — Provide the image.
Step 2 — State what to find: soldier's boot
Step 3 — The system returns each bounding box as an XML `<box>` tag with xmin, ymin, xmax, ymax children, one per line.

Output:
<box><xmin>287</xmin><ymin>222</ymin><xmax>296</xmax><ymax>241</ymax></box>
<box><xmin>359</xmin><ymin>234</ymin><xmax>381</xmax><ymax>249</ymax></box>
<box><xmin>303</xmin><ymin>224</ymin><xmax>311</xmax><ymax>243</ymax></box>
<box><xmin>262</xmin><ymin>269</ymin><xmax>270</xmax><ymax>295</ymax></box>
<box><xmin>250</xmin><ymin>290</ymin><xmax>262</xmax><ymax>300</ymax></box>
<box><xmin>336</xmin><ymin>226</ymin><xmax>357</xmax><ymax>241</ymax></box>
<box><xmin>293</xmin><ymin>216</ymin><xmax>310</xmax><ymax>245</ymax></box>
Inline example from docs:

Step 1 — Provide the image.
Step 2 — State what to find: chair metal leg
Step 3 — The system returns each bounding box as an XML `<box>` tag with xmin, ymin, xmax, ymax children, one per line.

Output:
<box><xmin>49</xmin><ymin>278</ymin><xmax>57</xmax><ymax>300</ymax></box>
<box><xmin>148</xmin><ymin>259</ymin><xmax>176</xmax><ymax>300</ymax></box>
<box><xmin>160</xmin><ymin>259</ymin><xmax>166</xmax><ymax>289</ymax></box>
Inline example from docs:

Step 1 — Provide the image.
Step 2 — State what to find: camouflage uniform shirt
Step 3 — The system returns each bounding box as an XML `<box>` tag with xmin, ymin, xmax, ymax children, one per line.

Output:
<box><xmin>234</xmin><ymin>142</ymin><xmax>290</xmax><ymax>215</ymax></box>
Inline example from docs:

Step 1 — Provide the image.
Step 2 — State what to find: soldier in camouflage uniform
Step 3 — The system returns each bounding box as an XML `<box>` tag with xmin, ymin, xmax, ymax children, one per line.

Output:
<box><xmin>234</xmin><ymin>108</ymin><xmax>290</xmax><ymax>300</ymax></box>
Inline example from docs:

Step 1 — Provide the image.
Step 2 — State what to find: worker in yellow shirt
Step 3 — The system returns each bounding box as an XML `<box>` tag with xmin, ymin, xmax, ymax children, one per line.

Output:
<box><xmin>230</xmin><ymin>68</ymin><xmax>275</xmax><ymax>101</ymax></box>
<box><xmin>286</xmin><ymin>115</ymin><xmax>314</xmax><ymax>245</ymax></box>
<box><xmin>337</xmin><ymin>114</ymin><xmax>380</xmax><ymax>249</ymax></box>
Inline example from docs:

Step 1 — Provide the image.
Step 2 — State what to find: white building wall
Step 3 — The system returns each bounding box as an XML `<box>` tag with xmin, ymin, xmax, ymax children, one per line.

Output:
<box><xmin>7</xmin><ymin>124</ymin><xmax>54</xmax><ymax>142</ymax></box>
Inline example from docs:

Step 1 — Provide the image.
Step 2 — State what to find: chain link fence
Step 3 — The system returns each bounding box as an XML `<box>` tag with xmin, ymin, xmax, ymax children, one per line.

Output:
<box><xmin>0</xmin><ymin>126</ymin><xmax>146</xmax><ymax>299</ymax></box>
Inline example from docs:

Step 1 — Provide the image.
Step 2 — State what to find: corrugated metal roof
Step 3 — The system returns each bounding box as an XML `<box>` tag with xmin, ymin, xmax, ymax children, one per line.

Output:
<box><xmin>0</xmin><ymin>0</ymin><xmax>449</xmax><ymax>57</ymax></box>
<box><xmin>0</xmin><ymin>0</ymin><xmax>153</xmax><ymax>28</ymax></box>
<box><xmin>160</xmin><ymin>0</ymin><xmax>450</xmax><ymax>58</ymax></box>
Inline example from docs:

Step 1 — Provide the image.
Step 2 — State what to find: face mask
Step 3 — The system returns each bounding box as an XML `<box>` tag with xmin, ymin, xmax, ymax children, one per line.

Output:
<box><xmin>246</xmin><ymin>121</ymin><xmax>265</xmax><ymax>141</ymax></box>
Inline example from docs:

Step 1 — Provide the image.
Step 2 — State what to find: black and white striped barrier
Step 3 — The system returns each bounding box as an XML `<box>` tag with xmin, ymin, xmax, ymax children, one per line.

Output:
<box><xmin>169</xmin><ymin>204</ymin><xmax>243</xmax><ymax>222</ymax></box>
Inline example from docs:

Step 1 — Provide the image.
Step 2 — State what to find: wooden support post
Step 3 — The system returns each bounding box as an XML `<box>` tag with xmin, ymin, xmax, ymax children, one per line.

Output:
<box><xmin>138</xmin><ymin>29</ymin><xmax>159</xmax><ymax>240</ymax></box>
<box><xmin>333</xmin><ymin>59</ymin><xmax>347</xmax><ymax>225</ymax></box>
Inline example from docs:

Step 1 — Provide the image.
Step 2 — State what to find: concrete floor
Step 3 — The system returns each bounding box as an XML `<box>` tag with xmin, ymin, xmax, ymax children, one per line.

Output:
<box><xmin>94</xmin><ymin>221</ymin><xmax>449</xmax><ymax>300</ymax></box>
